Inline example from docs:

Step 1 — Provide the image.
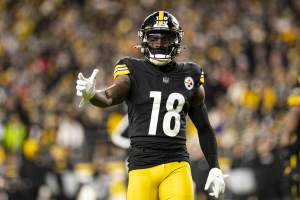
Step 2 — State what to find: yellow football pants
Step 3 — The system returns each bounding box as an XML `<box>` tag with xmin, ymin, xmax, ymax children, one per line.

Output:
<box><xmin>127</xmin><ymin>161</ymin><xmax>194</xmax><ymax>200</ymax></box>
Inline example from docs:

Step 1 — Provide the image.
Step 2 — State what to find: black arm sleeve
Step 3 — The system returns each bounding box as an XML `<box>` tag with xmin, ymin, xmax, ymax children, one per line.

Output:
<box><xmin>188</xmin><ymin>103</ymin><xmax>219</xmax><ymax>169</ymax></box>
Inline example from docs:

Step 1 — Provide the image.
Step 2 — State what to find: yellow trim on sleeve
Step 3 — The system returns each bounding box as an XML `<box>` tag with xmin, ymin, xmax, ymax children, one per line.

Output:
<box><xmin>199</xmin><ymin>71</ymin><xmax>205</xmax><ymax>85</ymax></box>
<box><xmin>113</xmin><ymin>70</ymin><xmax>130</xmax><ymax>79</ymax></box>
<box><xmin>114</xmin><ymin>68</ymin><xmax>128</xmax><ymax>74</ymax></box>
<box><xmin>115</xmin><ymin>64</ymin><xmax>127</xmax><ymax>70</ymax></box>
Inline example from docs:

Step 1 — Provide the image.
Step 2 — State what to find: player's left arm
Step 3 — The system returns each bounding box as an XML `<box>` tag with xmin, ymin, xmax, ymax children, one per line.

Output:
<box><xmin>188</xmin><ymin>85</ymin><xmax>227</xmax><ymax>198</ymax></box>
<box><xmin>188</xmin><ymin>85</ymin><xmax>219</xmax><ymax>168</ymax></box>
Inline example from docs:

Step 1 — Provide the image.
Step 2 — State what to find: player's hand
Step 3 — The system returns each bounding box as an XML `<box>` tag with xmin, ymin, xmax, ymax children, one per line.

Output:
<box><xmin>76</xmin><ymin>69</ymin><xmax>99</xmax><ymax>107</ymax></box>
<box><xmin>204</xmin><ymin>168</ymin><xmax>228</xmax><ymax>198</ymax></box>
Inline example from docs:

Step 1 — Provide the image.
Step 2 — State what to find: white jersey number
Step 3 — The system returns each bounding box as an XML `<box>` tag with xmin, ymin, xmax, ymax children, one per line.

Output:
<box><xmin>148</xmin><ymin>91</ymin><xmax>185</xmax><ymax>137</ymax></box>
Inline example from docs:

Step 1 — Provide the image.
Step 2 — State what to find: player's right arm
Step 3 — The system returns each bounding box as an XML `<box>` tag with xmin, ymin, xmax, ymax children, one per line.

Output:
<box><xmin>76</xmin><ymin>73</ymin><xmax>130</xmax><ymax>108</ymax></box>
<box><xmin>90</xmin><ymin>75</ymin><xmax>130</xmax><ymax>107</ymax></box>
<box><xmin>76</xmin><ymin>59</ymin><xmax>131</xmax><ymax>108</ymax></box>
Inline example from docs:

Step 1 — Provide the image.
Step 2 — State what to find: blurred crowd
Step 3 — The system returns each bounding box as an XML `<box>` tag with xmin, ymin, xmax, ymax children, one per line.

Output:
<box><xmin>0</xmin><ymin>0</ymin><xmax>299</xmax><ymax>199</ymax></box>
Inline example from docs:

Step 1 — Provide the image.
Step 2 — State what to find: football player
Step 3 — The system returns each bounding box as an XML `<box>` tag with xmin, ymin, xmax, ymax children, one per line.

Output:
<box><xmin>76</xmin><ymin>11</ymin><xmax>226</xmax><ymax>200</ymax></box>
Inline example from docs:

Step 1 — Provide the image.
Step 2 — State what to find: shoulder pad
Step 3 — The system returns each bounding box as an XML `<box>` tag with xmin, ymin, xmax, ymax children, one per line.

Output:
<box><xmin>185</xmin><ymin>62</ymin><xmax>205</xmax><ymax>85</ymax></box>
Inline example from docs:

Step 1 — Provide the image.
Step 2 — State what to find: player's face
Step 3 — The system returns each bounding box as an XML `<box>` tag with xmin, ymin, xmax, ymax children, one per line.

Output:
<box><xmin>147</xmin><ymin>31</ymin><xmax>176</xmax><ymax>50</ymax></box>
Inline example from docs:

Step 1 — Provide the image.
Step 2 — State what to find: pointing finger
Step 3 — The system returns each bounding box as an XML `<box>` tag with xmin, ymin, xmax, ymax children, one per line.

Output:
<box><xmin>90</xmin><ymin>69</ymin><xmax>99</xmax><ymax>80</ymax></box>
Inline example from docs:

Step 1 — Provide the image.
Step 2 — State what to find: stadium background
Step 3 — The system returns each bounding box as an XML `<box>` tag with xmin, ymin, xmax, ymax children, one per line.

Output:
<box><xmin>0</xmin><ymin>0</ymin><xmax>299</xmax><ymax>199</ymax></box>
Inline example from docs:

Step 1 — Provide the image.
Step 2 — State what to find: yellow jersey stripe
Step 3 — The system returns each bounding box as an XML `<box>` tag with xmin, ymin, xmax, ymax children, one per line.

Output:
<box><xmin>115</xmin><ymin>64</ymin><xmax>128</xmax><ymax>70</ymax></box>
<box><xmin>113</xmin><ymin>70</ymin><xmax>130</xmax><ymax>79</ymax></box>
<box><xmin>114</xmin><ymin>67</ymin><xmax>128</xmax><ymax>73</ymax></box>
<box><xmin>200</xmin><ymin>71</ymin><xmax>205</xmax><ymax>85</ymax></box>
<box><xmin>158</xmin><ymin>11</ymin><xmax>164</xmax><ymax>25</ymax></box>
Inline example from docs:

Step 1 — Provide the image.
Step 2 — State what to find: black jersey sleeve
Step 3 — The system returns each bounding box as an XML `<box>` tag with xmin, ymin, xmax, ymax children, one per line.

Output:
<box><xmin>186</xmin><ymin>62</ymin><xmax>205</xmax><ymax>87</ymax></box>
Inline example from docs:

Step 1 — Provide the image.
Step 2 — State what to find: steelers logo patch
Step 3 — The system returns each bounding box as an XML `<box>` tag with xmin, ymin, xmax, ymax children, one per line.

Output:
<box><xmin>184</xmin><ymin>77</ymin><xmax>194</xmax><ymax>90</ymax></box>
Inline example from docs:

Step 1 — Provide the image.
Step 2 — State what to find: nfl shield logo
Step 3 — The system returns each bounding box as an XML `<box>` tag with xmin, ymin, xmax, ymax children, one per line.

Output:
<box><xmin>163</xmin><ymin>76</ymin><xmax>170</xmax><ymax>84</ymax></box>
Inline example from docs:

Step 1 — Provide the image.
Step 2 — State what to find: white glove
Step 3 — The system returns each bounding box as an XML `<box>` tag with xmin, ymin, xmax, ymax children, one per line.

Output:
<box><xmin>204</xmin><ymin>168</ymin><xmax>228</xmax><ymax>198</ymax></box>
<box><xmin>76</xmin><ymin>69</ymin><xmax>99</xmax><ymax>107</ymax></box>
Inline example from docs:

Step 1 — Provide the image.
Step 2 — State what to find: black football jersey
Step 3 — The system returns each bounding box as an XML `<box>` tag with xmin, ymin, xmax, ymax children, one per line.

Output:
<box><xmin>113</xmin><ymin>57</ymin><xmax>204</xmax><ymax>170</ymax></box>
